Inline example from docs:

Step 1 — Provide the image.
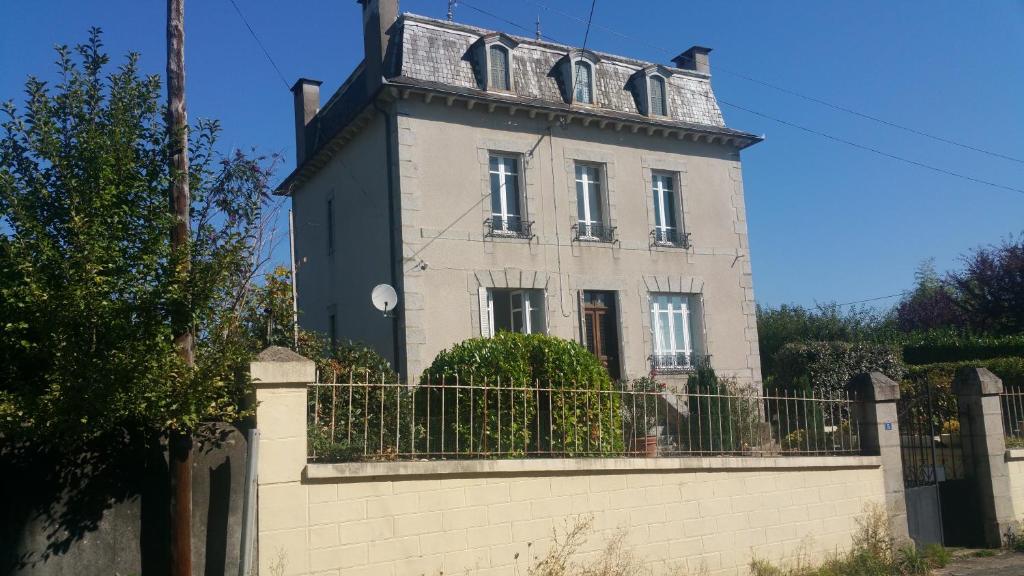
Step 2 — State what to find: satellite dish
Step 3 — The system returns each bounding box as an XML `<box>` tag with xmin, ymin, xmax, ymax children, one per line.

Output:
<box><xmin>371</xmin><ymin>284</ymin><xmax>399</xmax><ymax>317</ymax></box>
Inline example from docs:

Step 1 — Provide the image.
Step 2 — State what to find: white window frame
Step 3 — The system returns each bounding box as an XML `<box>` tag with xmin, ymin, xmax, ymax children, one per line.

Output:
<box><xmin>575</xmin><ymin>162</ymin><xmax>603</xmax><ymax>238</ymax></box>
<box><xmin>573</xmin><ymin>60</ymin><xmax>594</xmax><ymax>104</ymax></box>
<box><xmin>480</xmin><ymin>288</ymin><xmax>545</xmax><ymax>337</ymax></box>
<box><xmin>652</xmin><ymin>172</ymin><xmax>678</xmax><ymax>242</ymax></box>
<box><xmin>650</xmin><ymin>293</ymin><xmax>695</xmax><ymax>369</ymax></box>
<box><xmin>489</xmin><ymin>154</ymin><xmax>521</xmax><ymax>232</ymax></box>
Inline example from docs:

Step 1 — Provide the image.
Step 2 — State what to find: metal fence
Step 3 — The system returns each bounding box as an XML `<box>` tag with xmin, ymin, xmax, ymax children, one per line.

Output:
<box><xmin>1002</xmin><ymin>386</ymin><xmax>1024</xmax><ymax>448</ymax></box>
<box><xmin>307</xmin><ymin>375</ymin><xmax>863</xmax><ymax>463</ymax></box>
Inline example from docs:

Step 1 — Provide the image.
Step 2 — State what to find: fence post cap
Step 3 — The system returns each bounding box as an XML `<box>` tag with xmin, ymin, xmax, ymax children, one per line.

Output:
<box><xmin>952</xmin><ymin>367</ymin><xmax>1003</xmax><ymax>396</ymax></box>
<box><xmin>846</xmin><ymin>372</ymin><xmax>900</xmax><ymax>401</ymax></box>
<box><xmin>251</xmin><ymin>346</ymin><xmax>315</xmax><ymax>386</ymax></box>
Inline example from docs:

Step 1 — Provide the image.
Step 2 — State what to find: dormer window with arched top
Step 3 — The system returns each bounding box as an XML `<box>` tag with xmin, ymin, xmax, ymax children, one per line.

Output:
<box><xmin>473</xmin><ymin>33</ymin><xmax>519</xmax><ymax>92</ymax></box>
<box><xmin>560</xmin><ymin>49</ymin><xmax>601</xmax><ymax>106</ymax></box>
<box><xmin>632</xmin><ymin>65</ymin><xmax>673</xmax><ymax>117</ymax></box>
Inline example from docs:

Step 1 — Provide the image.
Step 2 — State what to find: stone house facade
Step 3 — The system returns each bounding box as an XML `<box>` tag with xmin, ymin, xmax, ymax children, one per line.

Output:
<box><xmin>278</xmin><ymin>0</ymin><xmax>764</xmax><ymax>384</ymax></box>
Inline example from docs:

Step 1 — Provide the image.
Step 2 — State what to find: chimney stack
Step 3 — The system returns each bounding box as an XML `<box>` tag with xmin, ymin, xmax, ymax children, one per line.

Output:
<box><xmin>673</xmin><ymin>46</ymin><xmax>712</xmax><ymax>75</ymax></box>
<box><xmin>291</xmin><ymin>78</ymin><xmax>322</xmax><ymax>165</ymax></box>
<box><xmin>359</xmin><ymin>0</ymin><xmax>399</xmax><ymax>94</ymax></box>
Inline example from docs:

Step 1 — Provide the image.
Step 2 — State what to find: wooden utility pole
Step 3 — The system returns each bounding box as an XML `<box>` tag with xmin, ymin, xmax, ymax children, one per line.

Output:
<box><xmin>167</xmin><ymin>0</ymin><xmax>193</xmax><ymax>574</ymax></box>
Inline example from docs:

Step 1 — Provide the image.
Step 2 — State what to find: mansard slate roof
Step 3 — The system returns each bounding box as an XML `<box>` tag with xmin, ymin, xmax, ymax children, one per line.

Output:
<box><xmin>394</xmin><ymin>14</ymin><xmax>730</xmax><ymax>129</ymax></box>
<box><xmin>281</xmin><ymin>13</ymin><xmax>760</xmax><ymax>193</ymax></box>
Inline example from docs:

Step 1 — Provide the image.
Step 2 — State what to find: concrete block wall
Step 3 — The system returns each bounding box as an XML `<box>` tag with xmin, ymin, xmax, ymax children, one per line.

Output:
<box><xmin>1007</xmin><ymin>451</ymin><xmax>1024</xmax><ymax>521</ymax></box>
<box><xmin>289</xmin><ymin>461</ymin><xmax>884</xmax><ymax>576</ymax></box>
<box><xmin>253</xmin><ymin>352</ymin><xmax>891</xmax><ymax>576</ymax></box>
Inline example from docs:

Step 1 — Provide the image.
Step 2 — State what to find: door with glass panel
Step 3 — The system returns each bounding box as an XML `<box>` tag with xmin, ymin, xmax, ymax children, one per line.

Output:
<box><xmin>582</xmin><ymin>291</ymin><xmax>620</xmax><ymax>379</ymax></box>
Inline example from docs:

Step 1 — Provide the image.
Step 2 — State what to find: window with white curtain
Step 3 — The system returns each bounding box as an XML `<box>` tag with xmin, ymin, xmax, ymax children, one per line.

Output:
<box><xmin>649</xmin><ymin>293</ymin><xmax>701</xmax><ymax>371</ymax></box>
<box><xmin>489</xmin><ymin>154</ymin><xmax>522</xmax><ymax>233</ymax></box>
<box><xmin>651</xmin><ymin>172</ymin><xmax>679</xmax><ymax>244</ymax></box>
<box><xmin>575</xmin><ymin>163</ymin><xmax>604</xmax><ymax>237</ymax></box>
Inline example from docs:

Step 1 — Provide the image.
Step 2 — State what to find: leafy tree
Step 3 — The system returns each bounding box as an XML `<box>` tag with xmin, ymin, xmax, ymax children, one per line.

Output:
<box><xmin>0</xmin><ymin>30</ymin><xmax>274</xmax><ymax>445</ymax></box>
<box><xmin>756</xmin><ymin>302</ymin><xmax>894</xmax><ymax>377</ymax></box>
<box><xmin>893</xmin><ymin>259</ymin><xmax>964</xmax><ymax>333</ymax></box>
<box><xmin>951</xmin><ymin>235</ymin><xmax>1024</xmax><ymax>335</ymax></box>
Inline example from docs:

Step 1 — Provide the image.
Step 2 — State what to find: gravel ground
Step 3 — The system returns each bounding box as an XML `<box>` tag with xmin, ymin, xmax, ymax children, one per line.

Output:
<box><xmin>932</xmin><ymin>551</ymin><xmax>1024</xmax><ymax>576</ymax></box>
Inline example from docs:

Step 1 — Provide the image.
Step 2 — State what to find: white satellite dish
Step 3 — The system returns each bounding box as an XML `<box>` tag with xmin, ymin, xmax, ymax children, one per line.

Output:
<box><xmin>371</xmin><ymin>284</ymin><xmax>399</xmax><ymax>317</ymax></box>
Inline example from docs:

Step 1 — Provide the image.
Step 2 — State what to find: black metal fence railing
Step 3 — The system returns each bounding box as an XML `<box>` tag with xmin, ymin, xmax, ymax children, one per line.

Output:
<box><xmin>650</xmin><ymin>228</ymin><xmax>691</xmax><ymax>248</ymax></box>
<box><xmin>897</xmin><ymin>383</ymin><xmax>967</xmax><ymax>488</ymax></box>
<box><xmin>307</xmin><ymin>374</ymin><xmax>862</xmax><ymax>463</ymax></box>
<box><xmin>649</xmin><ymin>353</ymin><xmax>710</xmax><ymax>374</ymax></box>
<box><xmin>572</xmin><ymin>222</ymin><xmax>616</xmax><ymax>243</ymax></box>
<box><xmin>484</xmin><ymin>216</ymin><xmax>533</xmax><ymax>239</ymax></box>
<box><xmin>1001</xmin><ymin>387</ymin><xmax>1024</xmax><ymax>448</ymax></box>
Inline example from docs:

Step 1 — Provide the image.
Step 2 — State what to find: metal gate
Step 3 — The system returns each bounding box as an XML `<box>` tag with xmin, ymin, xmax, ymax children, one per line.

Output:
<box><xmin>898</xmin><ymin>383</ymin><xmax>982</xmax><ymax>547</ymax></box>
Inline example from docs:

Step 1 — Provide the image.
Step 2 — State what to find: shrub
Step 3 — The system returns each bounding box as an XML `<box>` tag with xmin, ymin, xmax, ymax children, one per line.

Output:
<box><xmin>686</xmin><ymin>367</ymin><xmax>763</xmax><ymax>453</ymax></box>
<box><xmin>421</xmin><ymin>333</ymin><xmax>622</xmax><ymax>456</ymax></box>
<box><xmin>771</xmin><ymin>341</ymin><xmax>906</xmax><ymax>397</ymax></box>
<box><xmin>306</xmin><ymin>340</ymin><xmax>407</xmax><ymax>462</ymax></box>
<box><xmin>900</xmin><ymin>330</ymin><xmax>1024</xmax><ymax>365</ymax></box>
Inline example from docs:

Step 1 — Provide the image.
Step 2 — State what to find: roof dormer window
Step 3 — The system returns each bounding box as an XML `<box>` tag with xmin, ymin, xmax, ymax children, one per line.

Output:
<box><xmin>649</xmin><ymin>76</ymin><xmax>667</xmax><ymax>116</ymax></box>
<box><xmin>489</xmin><ymin>45</ymin><xmax>510</xmax><ymax>91</ymax></box>
<box><xmin>561</xmin><ymin>49</ymin><xmax>601</xmax><ymax>106</ymax></box>
<box><xmin>574</xmin><ymin>61</ymin><xmax>593</xmax><ymax>104</ymax></box>
<box><xmin>632</xmin><ymin>65</ymin><xmax>673</xmax><ymax>117</ymax></box>
<box><xmin>474</xmin><ymin>33</ymin><xmax>519</xmax><ymax>92</ymax></box>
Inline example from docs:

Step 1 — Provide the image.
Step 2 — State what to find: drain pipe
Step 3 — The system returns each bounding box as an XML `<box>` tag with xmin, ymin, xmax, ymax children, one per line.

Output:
<box><xmin>373</xmin><ymin>98</ymin><xmax>404</xmax><ymax>376</ymax></box>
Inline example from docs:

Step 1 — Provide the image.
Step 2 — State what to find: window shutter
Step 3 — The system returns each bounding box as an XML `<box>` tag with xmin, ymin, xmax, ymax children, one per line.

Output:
<box><xmin>489</xmin><ymin>45</ymin><xmax>509</xmax><ymax>90</ymax></box>
<box><xmin>650</xmin><ymin>76</ymin><xmax>666</xmax><ymax>116</ymax></box>
<box><xmin>478</xmin><ymin>287</ymin><xmax>492</xmax><ymax>337</ymax></box>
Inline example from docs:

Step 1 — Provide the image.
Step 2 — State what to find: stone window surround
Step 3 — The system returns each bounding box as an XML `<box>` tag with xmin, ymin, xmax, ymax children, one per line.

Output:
<box><xmin>639</xmin><ymin>275</ymin><xmax>709</xmax><ymax>371</ymax></box>
<box><xmin>477</xmin><ymin>138</ymin><xmax>542</xmax><ymax>242</ymax></box>
<box><xmin>468</xmin><ymin>269</ymin><xmax>551</xmax><ymax>338</ymax></box>
<box><xmin>640</xmin><ymin>155</ymin><xmax>690</xmax><ymax>252</ymax></box>
<box><xmin>563</xmin><ymin>147</ymin><xmax>618</xmax><ymax>246</ymax></box>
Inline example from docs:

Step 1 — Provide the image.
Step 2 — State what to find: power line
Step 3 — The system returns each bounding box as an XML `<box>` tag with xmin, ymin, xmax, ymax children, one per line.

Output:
<box><xmin>460</xmin><ymin>2</ymin><xmax>1024</xmax><ymax>194</ymax></box>
<box><xmin>519</xmin><ymin>0</ymin><xmax>1024</xmax><ymax>166</ymax></box>
<box><xmin>226</xmin><ymin>0</ymin><xmax>290</xmax><ymax>89</ymax></box>
<box><xmin>833</xmin><ymin>291</ymin><xmax>910</xmax><ymax>307</ymax></box>
<box><xmin>718</xmin><ymin>99</ymin><xmax>1024</xmax><ymax>196</ymax></box>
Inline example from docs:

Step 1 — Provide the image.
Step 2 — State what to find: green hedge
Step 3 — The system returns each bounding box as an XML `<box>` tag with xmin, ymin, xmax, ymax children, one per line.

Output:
<box><xmin>906</xmin><ymin>356</ymin><xmax>1024</xmax><ymax>391</ymax></box>
<box><xmin>899</xmin><ymin>332</ymin><xmax>1024</xmax><ymax>365</ymax></box>
<box><xmin>421</xmin><ymin>332</ymin><xmax>622</xmax><ymax>456</ymax></box>
<box><xmin>770</xmin><ymin>341</ymin><xmax>906</xmax><ymax>396</ymax></box>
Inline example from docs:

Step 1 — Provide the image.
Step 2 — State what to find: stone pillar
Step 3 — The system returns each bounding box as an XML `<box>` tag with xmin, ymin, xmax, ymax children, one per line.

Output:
<box><xmin>954</xmin><ymin>367</ymin><xmax>1014</xmax><ymax>547</ymax></box>
<box><xmin>251</xmin><ymin>346</ymin><xmax>316</xmax><ymax>575</ymax></box>
<box><xmin>847</xmin><ymin>372</ymin><xmax>909</xmax><ymax>542</ymax></box>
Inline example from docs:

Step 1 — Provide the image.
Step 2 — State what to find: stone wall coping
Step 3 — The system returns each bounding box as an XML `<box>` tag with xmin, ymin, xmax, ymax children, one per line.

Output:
<box><xmin>305</xmin><ymin>455</ymin><xmax>882</xmax><ymax>480</ymax></box>
<box><xmin>1005</xmin><ymin>449</ymin><xmax>1024</xmax><ymax>461</ymax></box>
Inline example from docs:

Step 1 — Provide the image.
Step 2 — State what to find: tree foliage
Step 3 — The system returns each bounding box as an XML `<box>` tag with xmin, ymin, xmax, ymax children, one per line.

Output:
<box><xmin>0</xmin><ymin>30</ymin><xmax>274</xmax><ymax>444</ymax></box>
<box><xmin>950</xmin><ymin>235</ymin><xmax>1024</xmax><ymax>335</ymax></box>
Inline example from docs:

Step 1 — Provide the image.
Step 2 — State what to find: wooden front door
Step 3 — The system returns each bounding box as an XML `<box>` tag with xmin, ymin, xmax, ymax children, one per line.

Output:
<box><xmin>582</xmin><ymin>291</ymin><xmax>621</xmax><ymax>380</ymax></box>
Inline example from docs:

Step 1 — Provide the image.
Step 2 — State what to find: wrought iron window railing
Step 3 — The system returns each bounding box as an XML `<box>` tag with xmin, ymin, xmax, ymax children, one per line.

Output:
<box><xmin>649</xmin><ymin>353</ymin><xmax>711</xmax><ymax>373</ymax></box>
<box><xmin>650</xmin><ymin>228</ymin><xmax>691</xmax><ymax>248</ymax></box>
<box><xmin>572</xmin><ymin>222</ymin><xmax>616</xmax><ymax>243</ymax></box>
<box><xmin>484</xmin><ymin>216</ymin><xmax>533</xmax><ymax>239</ymax></box>
<box><xmin>307</xmin><ymin>373</ymin><xmax>863</xmax><ymax>462</ymax></box>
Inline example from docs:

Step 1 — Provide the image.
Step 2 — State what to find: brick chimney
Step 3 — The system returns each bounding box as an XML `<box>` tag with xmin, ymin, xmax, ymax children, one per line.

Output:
<box><xmin>291</xmin><ymin>78</ymin><xmax>322</xmax><ymax>165</ymax></box>
<box><xmin>358</xmin><ymin>0</ymin><xmax>398</xmax><ymax>94</ymax></box>
<box><xmin>673</xmin><ymin>46</ymin><xmax>712</xmax><ymax>75</ymax></box>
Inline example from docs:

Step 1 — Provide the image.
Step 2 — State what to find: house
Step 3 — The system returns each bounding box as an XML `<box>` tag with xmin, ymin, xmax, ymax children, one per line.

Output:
<box><xmin>278</xmin><ymin>0</ymin><xmax>764</xmax><ymax>385</ymax></box>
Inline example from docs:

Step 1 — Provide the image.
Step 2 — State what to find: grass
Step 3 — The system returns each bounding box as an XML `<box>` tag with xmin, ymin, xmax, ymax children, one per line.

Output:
<box><xmin>748</xmin><ymin>505</ymin><xmax>953</xmax><ymax>576</ymax></box>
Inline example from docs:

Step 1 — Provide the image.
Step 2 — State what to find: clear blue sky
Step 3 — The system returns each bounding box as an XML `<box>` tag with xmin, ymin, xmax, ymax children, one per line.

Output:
<box><xmin>3</xmin><ymin>1</ymin><xmax>1022</xmax><ymax>309</ymax></box>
